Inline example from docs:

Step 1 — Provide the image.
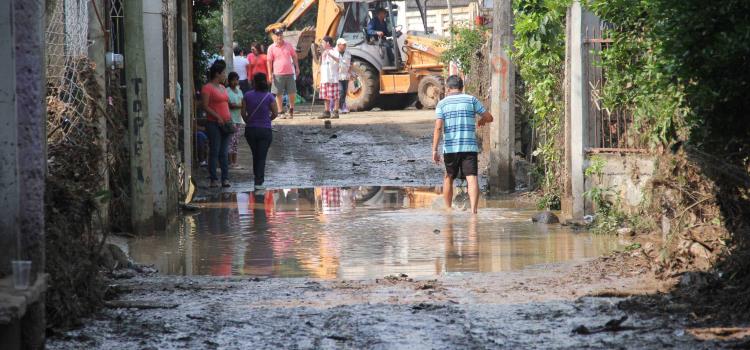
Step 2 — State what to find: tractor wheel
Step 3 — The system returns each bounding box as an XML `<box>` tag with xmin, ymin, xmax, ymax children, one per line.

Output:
<box><xmin>346</xmin><ymin>59</ymin><xmax>379</xmax><ymax>111</ymax></box>
<box><xmin>377</xmin><ymin>93</ymin><xmax>417</xmax><ymax>110</ymax></box>
<box><xmin>417</xmin><ymin>75</ymin><xmax>444</xmax><ymax>109</ymax></box>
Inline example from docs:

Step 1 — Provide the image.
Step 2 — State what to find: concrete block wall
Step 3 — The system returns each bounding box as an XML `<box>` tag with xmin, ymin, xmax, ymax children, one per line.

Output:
<box><xmin>584</xmin><ymin>153</ymin><xmax>655</xmax><ymax>214</ymax></box>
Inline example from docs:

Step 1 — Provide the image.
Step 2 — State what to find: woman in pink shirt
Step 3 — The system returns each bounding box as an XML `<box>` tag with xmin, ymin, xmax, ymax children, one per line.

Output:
<box><xmin>246</xmin><ymin>43</ymin><xmax>269</xmax><ymax>84</ymax></box>
<box><xmin>201</xmin><ymin>60</ymin><xmax>232</xmax><ymax>188</ymax></box>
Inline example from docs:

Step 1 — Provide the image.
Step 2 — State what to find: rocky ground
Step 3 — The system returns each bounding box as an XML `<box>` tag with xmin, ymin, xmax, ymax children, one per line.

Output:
<box><xmin>47</xmin><ymin>109</ymin><xmax>750</xmax><ymax>349</ymax></box>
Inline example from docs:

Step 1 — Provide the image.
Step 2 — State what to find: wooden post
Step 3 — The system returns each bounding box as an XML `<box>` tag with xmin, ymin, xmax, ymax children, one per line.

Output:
<box><xmin>165</xmin><ymin>0</ymin><xmax>179</xmax><ymax>217</ymax></box>
<box><xmin>88</xmin><ymin>0</ymin><xmax>109</xmax><ymax>229</ymax></box>
<box><xmin>488</xmin><ymin>0</ymin><xmax>515</xmax><ymax>192</ymax></box>
<box><xmin>222</xmin><ymin>0</ymin><xmax>233</xmax><ymax>73</ymax></box>
<box><xmin>124</xmin><ymin>0</ymin><xmax>155</xmax><ymax>234</ymax></box>
<box><xmin>179</xmin><ymin>0</ymin><xmax>193</xmax><ymax>195</ymax></box>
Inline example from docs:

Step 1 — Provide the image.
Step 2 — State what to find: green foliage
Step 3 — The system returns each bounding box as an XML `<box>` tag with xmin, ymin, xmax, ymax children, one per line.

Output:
<box><xmin>585</xmin><ymin>0</ymin><xmax>689</xmax><ymax>148</ymax></box>
<box><xmin>624</xmin><ymin>242</ymin><xmax>642</xmax><ymax>252</ymax></box>
<box><xmin>645</xmin><ymin>0</ymin><xmax>750</xmax><ymax>157</ymax></box>
<box><xmin>513</xmin><ymin>0</ymin><xmax>571</xmax><ymax>209</ymax></box>
<box><xmin>193</xmin><ymin>1</ymin><xmax>223</xmax><ymax>88</ymax></box>
<box><xmin>586</xmin><ymin>0</ymin><xmax>750</xmax><ymax>157</ymax></box>
<box><xmin>583</xmin><ymin>157</ymin><xmax>625</xmax><ymax>234</ymax></box>
<box><xmin>440</xmin><ymin>25</ymin><xmax>489</xmax><ymax>75</ymax></box>
<box><xmin>584</xmin><ymin>155</ymin><xmax>606</xmax><ymax>179</ymax></box>
<box><xmin>232</xmin><ymin>0</ymin><xmax>297</xmax><ymax>49</ymax></box>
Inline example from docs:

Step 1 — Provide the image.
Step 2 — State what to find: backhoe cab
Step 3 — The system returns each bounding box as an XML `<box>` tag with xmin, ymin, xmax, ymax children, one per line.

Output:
<box><xmin>266</xmin><ymin>0</ymin><xmax>446</xmax><ymax>111</ymax></box>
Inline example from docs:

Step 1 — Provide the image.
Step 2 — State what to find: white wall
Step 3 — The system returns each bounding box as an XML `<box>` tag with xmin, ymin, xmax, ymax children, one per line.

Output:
<box><xmin>399</xmin><ymin>3</ymin><xmax>479</xmax><ymax>37</ymax></box>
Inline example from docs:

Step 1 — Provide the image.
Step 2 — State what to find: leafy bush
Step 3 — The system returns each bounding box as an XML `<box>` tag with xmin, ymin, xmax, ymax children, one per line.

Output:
<box><xmin>513</xmin><ymin>0</ymin><xmax>571</xmax><ymax>209</ymax></box>
<box><xmin>440</xmin><ymin>25</ymin><xmax>490</xmax><ymax>76</ymax></box>
<box><xmin>586</xmin><ymin>0</ymin><xmax>750</xmax><ymax>157</ymax></box>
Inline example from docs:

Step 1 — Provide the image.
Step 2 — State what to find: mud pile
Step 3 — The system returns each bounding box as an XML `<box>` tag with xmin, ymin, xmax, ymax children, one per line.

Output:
<box><xmin>644</xmin><ymin>151</ymin><xmax>731</xmax><ymax>275</ymax></box>
<box><xmin>45</xmin><ymin>59</ymin><xmax>107</xmax><ymax>328</ymax></box>
<box><xmin>629</xmin><ymin>147</ymin><xmax>750</xmax><ymax>321</ymax></box>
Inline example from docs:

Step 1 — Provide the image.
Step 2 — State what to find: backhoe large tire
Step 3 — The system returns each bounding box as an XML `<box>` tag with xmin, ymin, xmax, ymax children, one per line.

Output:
<box><xmin>346</xmin><ymin>59</ymin><xmax>379</xmax><ymax>112</ymax></box>
<box><xmin>417</xmin><ymin>75</ymin><xmax>444</xmax><ymax>109</ymax></box>
<box><xmin>377</xmin><ymin>93</ymin><xmax>417</xmax><ymax>110</ymax></box>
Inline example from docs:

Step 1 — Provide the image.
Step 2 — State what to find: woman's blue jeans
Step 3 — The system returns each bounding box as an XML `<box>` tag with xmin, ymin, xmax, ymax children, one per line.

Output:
<box><xmin>206</xmin><ymin>121</ymin><xmax>230</xmax><ymax>182</ymax></box>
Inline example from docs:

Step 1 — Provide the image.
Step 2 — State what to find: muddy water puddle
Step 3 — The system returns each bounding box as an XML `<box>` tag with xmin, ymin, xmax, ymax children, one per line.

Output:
<box><xmin>130</xmin><ymin>186</ymin><xmax>619</xmax><ymax>279</ymax></box>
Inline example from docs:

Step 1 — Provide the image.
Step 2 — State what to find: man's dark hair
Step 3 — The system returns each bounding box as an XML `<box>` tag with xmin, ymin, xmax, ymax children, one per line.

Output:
<box><xmin>227</xmin><ymin>71</ymin><xmax>239</xmax><ymax>83</ymax></box>
<box><xmin>376</xmin><ymin>8</ymin><xmax>387</xmax><ymax>15</ymax></box>
<box><xmin>233</xmin><ymin>47</ymin><xmax>241</xmax><ymax>56</ymax></box>
<box><xmin>446</xmin><ymin>75</ymin><xmax>463</xmax><ymax>90</ymax></box>
<box><xmin>322</xmin><ymin>36</ymin><xmax>334</xmax><ymax>46</ymax></box>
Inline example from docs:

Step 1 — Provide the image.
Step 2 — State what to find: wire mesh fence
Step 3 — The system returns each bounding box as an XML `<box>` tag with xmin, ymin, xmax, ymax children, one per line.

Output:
<box><xmin>46</xmin><ymin>0</ymin><xmax>94</xmax><ymax>144</ymax></box>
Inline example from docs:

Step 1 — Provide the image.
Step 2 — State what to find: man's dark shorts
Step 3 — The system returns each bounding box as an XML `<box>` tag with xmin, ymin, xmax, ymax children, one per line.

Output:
<box><xmin>444</xmin><ymin>152</ymin><xmax>478</xmax><ymax>180</ymax></box>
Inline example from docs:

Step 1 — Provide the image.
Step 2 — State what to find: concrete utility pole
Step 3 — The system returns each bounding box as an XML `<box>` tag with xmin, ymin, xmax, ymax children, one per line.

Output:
<box><xmin>13</xmin><ymin>0</ymin><xmax>47</xmax><ymax>347</ymax></box>
<box><xmin>566</xmin><ymin>0</ymin><xmax>589</xmax><ymax>219</ymax></box>
<box><xmin>14</xmin><ymin>0</ymin><xmax>46</xmax><ymax>282</ymax></box>
<box><xmin>0</xmin><ymin>0</ymin><xmax>19</xmax><ymax>276</ymax></box>
<box><xmin>124</xmin><ymin>0</ymin><xmax>155</xmax><ymax>234</ymax></box>
<box><xmin>222</xmin><ymin>0</ymin><xmax>234</xmax><ymax>73</ymax></box>
<box><xmin>88</xmin><ymin>0</ymin><xmax>109</xmax><ymax>229</ymax></box>
<box><xmin>488</xmin><ymin>0</ymin><xmax>515</xmax><ymax>192</ymax></box>
<box><xmin>143</xmin><ymin>0</ymin><xmax>167</xmax><ymax>228</ymax></box>
<box><xmin>447</xmin><ymin>0</ymin><xmax>454</xmax><ymax>42</ymax></box>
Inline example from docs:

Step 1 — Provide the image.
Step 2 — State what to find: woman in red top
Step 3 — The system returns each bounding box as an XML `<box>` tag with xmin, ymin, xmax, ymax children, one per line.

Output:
<box><xmin>201</xmin><ymin>60</ymin><xmax>232</xmax><ymax>188</ymax></box>
<box><xmin>247</xmin><ymin>43</ymin><xmax>269</xmax><ymax>88</ymax></box>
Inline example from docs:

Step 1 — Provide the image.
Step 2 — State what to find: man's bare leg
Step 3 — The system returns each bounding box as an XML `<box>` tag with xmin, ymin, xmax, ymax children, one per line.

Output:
<box><xmin>443</xmin><ymin>174</ymin><xmax>454</xmax><ymax>210</ymax></box>
<box><xmin>466</xmin><ymin>175</ymin><xmax>480</xmax><ymax>214</ymax></box>
<box><xmin>275</xmin><ymin>94</ymin><xmax>284</xmax><ymax>117</ymax></box>
<box><xmin>289</xmin><ymin>93</ymin><xmax>296</xmax><ymax>118</ymax></box>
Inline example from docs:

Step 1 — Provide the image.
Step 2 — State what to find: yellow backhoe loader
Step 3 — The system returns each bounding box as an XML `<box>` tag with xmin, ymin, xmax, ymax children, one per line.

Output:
<box><xmin>266</xmin><ymin>0</ymin><xmax>446</xmax><ymax>111</ymax></box>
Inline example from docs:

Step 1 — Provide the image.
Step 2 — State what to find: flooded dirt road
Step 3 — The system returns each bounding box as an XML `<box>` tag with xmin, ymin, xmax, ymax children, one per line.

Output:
<box><xmin>197</xmin><ymin>109</ymin><xmax>454</xmax><ymax>192</ymax></box>
<box><xmin>48</xmin><ymin>110</ymin><xmax>732</xmax><ymax>348</ymax></box>
<box><xmin>129</xmin><ymin>187</ymin><xmax>618</xmax><ymax>279</ymax></box>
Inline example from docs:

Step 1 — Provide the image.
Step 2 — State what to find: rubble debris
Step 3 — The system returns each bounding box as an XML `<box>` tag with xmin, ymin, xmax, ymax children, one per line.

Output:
<box><xmin>573</xmin><ymin>316</ymin><xmax>636</xmax><ymax>335</ymax></box>
<box><xmin>532</xmin><ymin>211</ymin><xmax>560</xmax><ymax>224</ymax></box>
<box><xmin>105</xmin><ymin>300</ymin><xmax>179</xmax><ymax>309</ymax></box>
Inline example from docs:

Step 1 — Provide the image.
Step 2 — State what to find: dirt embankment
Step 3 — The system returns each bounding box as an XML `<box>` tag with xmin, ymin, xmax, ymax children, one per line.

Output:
<box><xmin>612</xmin><ymin>147</ymin><xmax>750</xmax><ymax>329</ymax></box>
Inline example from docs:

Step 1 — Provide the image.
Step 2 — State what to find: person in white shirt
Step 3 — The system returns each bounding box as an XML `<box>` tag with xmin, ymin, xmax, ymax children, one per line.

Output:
<box><xmin>232</xmin><ymin>47</ymin><xmax>250</xmax><ymax>93</ymax></box>
<box><xmin>335</xmin><ymin>38</ymin><xmax>353</xmax><ymax>113</ymax></box>
<box><xmin>318</xmin><ymin>36</ymin><xmax>340</xmax><ymax>119</ymax></box>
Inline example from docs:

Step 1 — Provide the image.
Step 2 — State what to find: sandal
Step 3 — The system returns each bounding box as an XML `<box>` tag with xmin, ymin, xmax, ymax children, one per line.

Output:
<box><xmin>222</xmin><ymin>181</ymin><xmax>231</xmax><ymax>188</ymax></box>
<box><xmin>209</xmin><ymin>181</ymin><xmax>219</xmax><ymax>188</ymax></box>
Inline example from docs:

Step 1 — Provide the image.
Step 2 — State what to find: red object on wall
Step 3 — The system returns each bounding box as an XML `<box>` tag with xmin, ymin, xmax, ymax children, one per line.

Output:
<box><xmin>475</xmin><ymin>16</ymin><xmax>485</xmax><ymax>26</ymax></box>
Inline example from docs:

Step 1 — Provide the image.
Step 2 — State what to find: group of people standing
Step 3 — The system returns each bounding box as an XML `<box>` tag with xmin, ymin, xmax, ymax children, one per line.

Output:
<box><xmin>318</xmin><ymin>35</ymin><xmax>353</xmax><ymax>119</ymax></box>
<box><xmin>201</xmin><ymin>54</ymin><xmax>278</xmax><ymax>190</ymax></box>
<box><xmin>200</xmin><ymin>28</ymin><xmax>358</xmax><ymax>190</ymax></box>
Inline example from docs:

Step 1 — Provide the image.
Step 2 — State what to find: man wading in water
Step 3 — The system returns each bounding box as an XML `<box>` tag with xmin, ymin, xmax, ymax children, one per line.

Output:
<box><xmin>431</xmin><ymin>75</ymin><xmax>494</xmax><ymax>214</ymax></box>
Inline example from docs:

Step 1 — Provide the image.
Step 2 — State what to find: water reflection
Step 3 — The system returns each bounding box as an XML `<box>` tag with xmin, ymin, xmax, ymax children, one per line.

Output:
<box><xmin>129</xmin><ymin>187</ymin><xmax>619</xmax><ymax>279</ymax></box>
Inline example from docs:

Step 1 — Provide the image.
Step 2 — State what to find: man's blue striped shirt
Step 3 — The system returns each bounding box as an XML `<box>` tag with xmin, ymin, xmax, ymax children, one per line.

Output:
<box><xmin>436</xmin><ymin>94</ymin><xmax>486</xmax><ymax>154</ymax></box>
